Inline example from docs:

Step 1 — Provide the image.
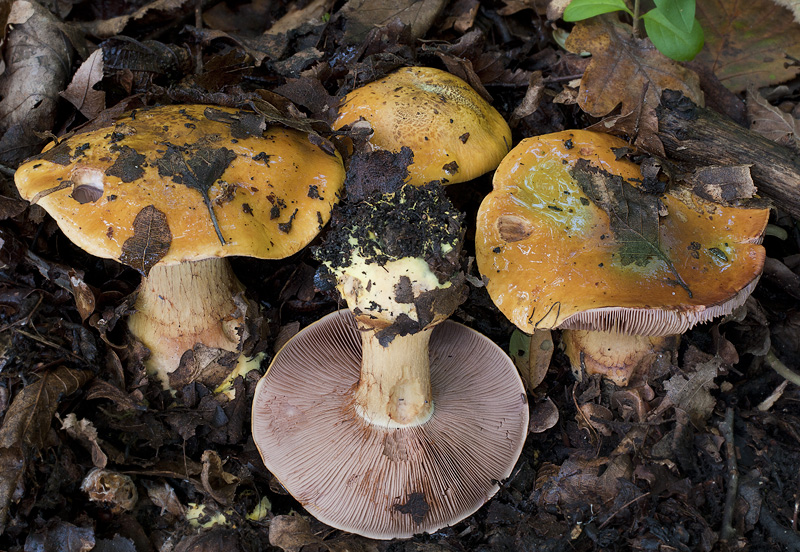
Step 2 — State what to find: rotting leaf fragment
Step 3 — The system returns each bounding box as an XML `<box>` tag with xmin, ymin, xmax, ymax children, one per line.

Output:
<box><xmin>119</xmin><ymin>205</ymin><xmax>172</xmax><ymax>275</ymax></box>
<box><xmin>571</xmin><ymin>159</ymin><xmax>692</xmax><ymax>297</ymax></box>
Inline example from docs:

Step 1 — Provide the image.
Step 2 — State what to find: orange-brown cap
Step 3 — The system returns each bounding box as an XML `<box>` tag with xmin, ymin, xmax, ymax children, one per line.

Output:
<box><xmin>333</xmin><ymin>67</ymin><xmax>511</xmax><ymax>186</ymax></box>
<box><xmin>15</xmin><ymin>105</ymin><xmax>345</xmax><ymax>271</ymax></box>
<box><xmin>476</xmin><ymin>130</ymin><xmax>770</xmax><ymax>336</ymax></box>
<box><xmin>252</xmin><ymin>310</ymin><xmax>529</xmax><ymax>539</ymax></box>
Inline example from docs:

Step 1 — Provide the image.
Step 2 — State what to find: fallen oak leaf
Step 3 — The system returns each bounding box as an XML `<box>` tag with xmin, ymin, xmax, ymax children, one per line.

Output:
<box><xmin>565</xmin><ymin>15</ymin><xmax>702</xmax><ymax>153</ymax></box>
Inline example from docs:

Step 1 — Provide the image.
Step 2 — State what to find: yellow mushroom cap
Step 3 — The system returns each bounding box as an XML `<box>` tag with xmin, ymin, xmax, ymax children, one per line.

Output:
<box><xmin>476</xmin><ymin>130</ymin><xmax>770</xmax><ymax>336</ymax></box>
<box><xmin>15</xmin><ymin>105</ymin><xmax>345</xmax><ymax>271</ymax></box>
<box><xmin>333</xmin><ymin>67</ymin><xmax>511</xmax><ymax>186</ymax></box>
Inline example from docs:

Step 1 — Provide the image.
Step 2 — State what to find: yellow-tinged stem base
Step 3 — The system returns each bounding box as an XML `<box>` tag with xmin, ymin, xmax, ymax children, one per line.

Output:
<box><xmin>128</xmin><ymin>258</ymin><xmax>247</xmax><ymax>388</ymax></box>
<box><xmin>354</xmin><ymin>329</ymin><xmax>434</xmax><ymax>428</ymax></box>
<box><xmin>564</xmin><ymin>329</ymin><xmax>679</xmax><ymax>386</ymax></box>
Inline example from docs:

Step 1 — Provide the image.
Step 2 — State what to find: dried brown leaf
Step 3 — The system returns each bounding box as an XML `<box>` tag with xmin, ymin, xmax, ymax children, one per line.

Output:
<box><xmin>0</xmin><ymin>0</ymin><xmax>74</xmax><ymax>166</ymax></box>
<box><xmin>119</xmin><ymin>205</ymin><xmax>172</xmax><ymax>275</ymax></box>
<box><xmin>24</xmin><ymin>520</ymin><xmax>95</xmax><ymax>551</ymax></box>
<box><xmin>143</xmin><ymin>480</ymin><xmax>186</xmax><ymax>517</ymax></box>
<box><xmin>441</xmin><ymin>0</ymin><xmax>480</xmax><ymax>32</ymax></box>
<box><xmin>687</xmin><ymin>165</ymin><xmax>758</xmax><ymax>203</ymax></box>
<box><xmin>80</xmin><ymin>468</ymin><xmax>138</xmax><ymax>513</ymax></box>
<box><xmin>60</xmin><ymin>49</ymin><xmax>106</xmax><ymax>120</ymax></box>
<box><xmin>565</xmin><ymin>16</ymin><xmax>702</xmax><ymax>151</ymax></box>
<box><xmin>200</xmin><ymin>450</ymin><xmax>238</xmax><ymax>505</ymax></box>
<box><xmin>773</xmin><ymin>0</ymin><xmax>800</xmax><ymax>22</ymax></box>
<box><xmin>269</xmin><ymin>515</ymin><xmax>326</xmax><ymax>552</ymax></box>
<box><xmin>663</xmin><ymin>360</ymin><xmax>720</xmax><ymax>428</ymax></box>
<box><xmin>529</xmin><ymin>396</ymin><xmax>559</xmax><ymax>433</ymax></box>
<box><xmin>695</xmin><ymin>0</ymin><xmax>800</xmax><ymax>92</ymax></box>
<box><xmin>79</xmin><ymin>0</ymin><xmax>193</xmax><ymax>39</ymax></box>
<box><xmin>59</xmin><ymin>413</ymin><xmax>107</xmax><ymax>468</ymax></box>
<box><xmin>0</xmin><ymin>367</ymin><xmax>92</xmax><ymax>532</ymax></box>
<box><xmin>338</xmin><ymin>0</ymin><xmax>448</xmax><ymax>43</ymax></box>
<box><xmin>746</xmin><ymin>86</ymin><xmax>800</xmax><ymax>151</ymax></box>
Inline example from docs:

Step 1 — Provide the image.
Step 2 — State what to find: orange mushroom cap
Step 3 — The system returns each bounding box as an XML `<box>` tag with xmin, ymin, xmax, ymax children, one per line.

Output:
<box><xmin>333</xmin><ymin>67</ymin><xmax>511</xmax><ymax>186</ymax></box>
<box><xmin>15</xmin><ymin>105</ymin><xmax>345</xmax><ymax>270</ymax></box>
<box><xmin>476</xmin><ymin>130</ymin><xmax>770</xmax><ymax>336</ymax></box>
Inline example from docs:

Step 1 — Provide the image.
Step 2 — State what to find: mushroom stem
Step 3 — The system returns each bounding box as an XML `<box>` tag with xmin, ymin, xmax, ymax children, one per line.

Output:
<box><xmin>355</xmin><ymin>328</ymin><xmax>434</xmax><ymax>428</ymax></box>
<box><xmin>563</xmin><ymin>329</ymin><xmax>679</xmax><ymax>386</ymax></box>
<box><xmin>128</xmin><ymin>257</ymin><xmax>247</xmax><ymax>387</ymax></box>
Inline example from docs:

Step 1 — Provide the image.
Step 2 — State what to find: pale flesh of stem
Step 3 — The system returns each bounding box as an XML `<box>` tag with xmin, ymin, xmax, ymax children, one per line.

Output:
<box><xmin>127</xmin><ymin>257</ymin><xmax>246</xmax><ymax>388</ymax></box>
<box><xmin>354</xmin><ymin>328</ymin><xmax>434</xmax><ymax>428</ymax></box>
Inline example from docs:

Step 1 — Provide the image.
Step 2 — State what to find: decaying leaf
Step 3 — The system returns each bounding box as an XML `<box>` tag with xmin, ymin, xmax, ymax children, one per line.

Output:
<box><xmin>143</xmin><ymin>480</ymin><xmax>186</xmax><ymax>517</ymax></box>
<box><xmin>529</xmin><ymin>396</ymin><xmax>559</xmax><ymax>433</ymax></box>
<box><xmin>24</xmin><ymin>520</ymin><xmax>95</xmax><ymax>552</ymax></box>
<box><xmin>60</xmin><ymin>49</ymin><xmax>105</xmax><ymax>120</ymax></box>
<box><xmin>80</xmin><ymin>468</ymin><xmax>138</xmax><ymax>513</ymax></box>
<box><xmin>773</xmin><ymin>0</ymin><xmax>800</xmax><ymax>22</ymax></box>
<box><xmin>59</xmin><ymin>413</ymin><xmax>107</xmax><ymax>468</ymax></box>
<box><xmin>686</xmin><ymin>165</ymin><xmax>758</xmax><ymax>203</ymax></box>
<box><xmin>269</xmin><ymin>515</ymin><xmax>325</xmax><ymax>552</ymax></box>
<box><xmin>695</xmin><ymin>0</ymin><xmax>800</xmax><ymax>92</ymax></box>
<box><xmin>118</xmin><ymin>205</ymin><xmax>172</xmax><ymax>275</ymax></box>
<box><xmin>746</xmin><ymin>86</ymin><xmax>800</xmax><ymax>151</ymax></box>
<box><xmin>509</xmin><ymin>328</ymin><xmax>553</xmax><ymax>392</ymax></box>
<box><xmin>337</xmin><ymin>0</ymin><xmax>448</xmax><ymax>43</ymax></box>
<box><xmin>79</xmin><ymin>0</ymin><xmax>194</xmax><ymax>38</ymax></box>
<box><xmin>571</xmin><ymin>159</ymin><xmax>691</xmax><ymax>296</ymax></box>
<box><xmin>200</xmin><ymin>450</ymin><xmax>239</xmax><ymax>505</ymax></box>
<box><xmin>0</xmin><ymin>0</ymin><xmax>74</xmax><ymax>165</ymax></box>
<box><xmin>564</xmin><ymin>15</ymin><xmax>703</xmax><ymax>153</ymax></box>
<box><xmin>0</xmin><ymin>367</ymin><xmax>92</xmax><ymax>532</ymax></box>
<box><xmin>662</xmin><ymin>359</ymin><xmax>720</xmax><ymax>428</ymax></box>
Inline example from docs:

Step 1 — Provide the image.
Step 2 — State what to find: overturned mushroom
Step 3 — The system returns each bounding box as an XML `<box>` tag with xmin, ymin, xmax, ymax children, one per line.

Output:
<box><xmin>333</xmin><ymin>66</ymin><xmax>512</xmax><ymax>186</ymax></box>
<box><xmin>252</xmin><ymin>182</ymin><xmax>528</xmax><ymax>538</ymax></box>
<box><xmin>15</xmin><ymin>104</ymin><xmax>345</xmax><ymax>388</ymax></box>
<box><xmin>476</xmin><ymin>130</ymin><xmax>770</xmax><ymax>385</ymax></box>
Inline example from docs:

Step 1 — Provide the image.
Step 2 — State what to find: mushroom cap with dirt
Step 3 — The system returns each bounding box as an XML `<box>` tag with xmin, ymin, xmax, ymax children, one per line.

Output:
<box><xmin>252</xmin><ymin>182</ymin><xmax>529</xmax><ymax>539</ymax></box>
<box><xmin>14</xmin><ymin>104</ymin><xmax>345</xmax><ymax>389</ymax></box>
<box><xmin>475</xmin><ymin>130</ymin><xmax>770</xmax><ymax>385</ymax></box>
<box><xmin>333</xmin><ymin>66</ymin><xmax>512</xmax><ymax>186</ymax></box>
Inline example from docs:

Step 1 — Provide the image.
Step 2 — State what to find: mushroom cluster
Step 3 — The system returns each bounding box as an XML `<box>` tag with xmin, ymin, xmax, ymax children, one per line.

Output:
<box><xmin>14</xmin><ymin>104</ymin><xmax>345</xmax><ymax>389</ymax></box>
<box><xmin>252</xmin><ymin>181</ymin><xmax>529</xmax><ymax>539</ymax></box>
<box><xmin>476</xmin><ymin>130</ymin><xmax>770</xmax><ymax>385</ymax></box>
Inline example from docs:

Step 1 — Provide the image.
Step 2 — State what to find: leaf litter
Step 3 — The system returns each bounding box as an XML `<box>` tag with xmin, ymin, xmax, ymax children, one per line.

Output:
<box><xmin>0</xmin><ymin>0</ymin><xmax>799</xmax><ymax>550</ymax></box>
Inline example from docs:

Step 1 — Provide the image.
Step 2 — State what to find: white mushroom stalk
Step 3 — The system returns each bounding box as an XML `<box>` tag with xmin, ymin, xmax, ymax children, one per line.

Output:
<box><xmin>316</xmin><ymin>183</ymin><xmax>467</xmax><ymax>427</ymax></box>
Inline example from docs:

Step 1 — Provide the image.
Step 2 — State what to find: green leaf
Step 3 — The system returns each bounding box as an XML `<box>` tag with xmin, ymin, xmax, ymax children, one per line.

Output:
<box><xmin>571</xmin><ymin>159</ymin><xmax>693</xmax><ymax>298</ymax></box>
<box><xmin>643</xmin><ymin>8</ymin><xmax>704</xmax><ymax>61</ymax></box>
<box><xmin>653</xmin><ymin>0</ymin><xmax>696</xmax><ymax>33</ymax></box>
<box><xmin>563</xmin><ymin>0</ymin><xmax>632</xmax><ymax>21</ymax></box>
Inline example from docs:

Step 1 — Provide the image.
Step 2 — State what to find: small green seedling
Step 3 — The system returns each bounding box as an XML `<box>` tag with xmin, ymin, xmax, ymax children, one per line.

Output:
<box><xmin>563</xmin><ymin>0</ymin><xmax>704</xmax><ymax>61</ymax></box>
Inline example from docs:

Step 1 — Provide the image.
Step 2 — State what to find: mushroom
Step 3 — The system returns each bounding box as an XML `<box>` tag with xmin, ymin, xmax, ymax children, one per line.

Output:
<box><xmin>476</xmin><ymin>130</ymin><xmax>770</xmax><ymax>385</ymax></box>
<box><xmin>333</xmin><ymin>66</ymin><xmax>512</xmax><ymax>186</ymax></box>
<box><xmin>252</xmin><ymin>182</ymin><xmax>529</xmax><ymax>539</ymax></box>
<box><xmin>14</xmin><ymin>104</ymin><xmax>345</xmax><ymax>389</ymax></box>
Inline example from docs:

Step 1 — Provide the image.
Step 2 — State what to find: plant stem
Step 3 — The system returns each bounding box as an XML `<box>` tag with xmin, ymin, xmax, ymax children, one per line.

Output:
<box><xmin>632</xmin><ymin>0</ymin><xmax>642</xmax><ymax>37</ymax></box>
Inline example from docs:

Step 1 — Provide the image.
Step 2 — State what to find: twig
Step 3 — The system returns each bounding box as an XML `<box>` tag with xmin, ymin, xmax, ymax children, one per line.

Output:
<box><xmin>759</xmin><ymin>505</ymin><xmax>800</xmax><ymax>552</ymax></box>
<box><xmin>765</xmin><ymin>349</ymin><xmax>800</xmax><ymax>386</ymax></box>
<box><xmin>598</xmin><ymin>491</ymin><xmax>650</xmax><ymax>529</ymax></box>
<box><xmin>720</xmin><ymin>406</ymin><xmax>739</xmax><ymax>543</ymax></box>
